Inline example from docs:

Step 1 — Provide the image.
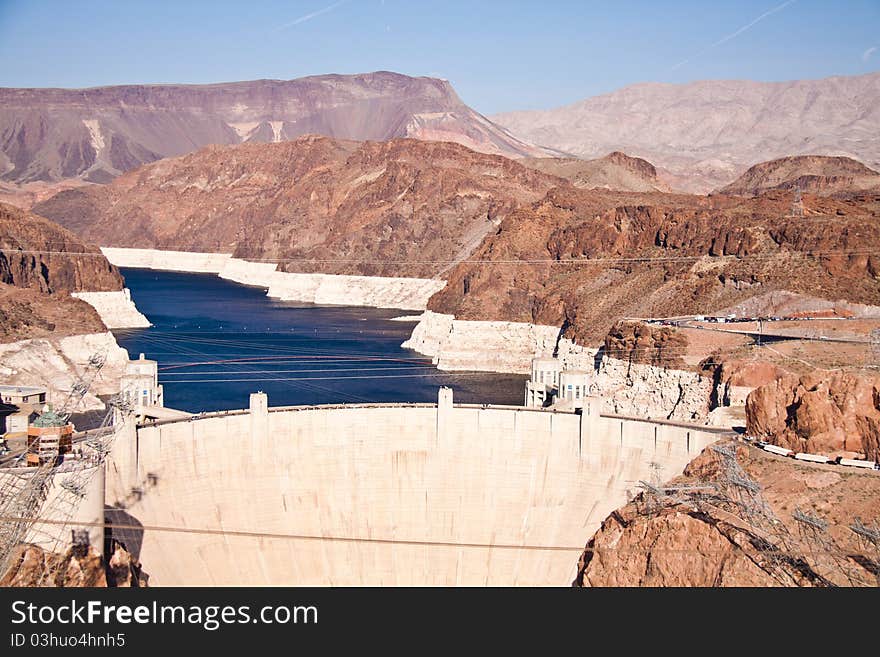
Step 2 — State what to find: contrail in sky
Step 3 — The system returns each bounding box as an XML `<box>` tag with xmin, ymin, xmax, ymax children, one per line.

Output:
<box><xmin>863</xmin><ymin>46</ymin><xmax>877</xmax><ymax>62</ymax></box>
<box><xmin>669</xmin><ymin>0</ymin><xmax>798</xmax><ymax>72</ymax></box>
<box><xmin>274</xmin><ymin>0</ymin><xmax>349</xmax><ymax>32</ymax></box>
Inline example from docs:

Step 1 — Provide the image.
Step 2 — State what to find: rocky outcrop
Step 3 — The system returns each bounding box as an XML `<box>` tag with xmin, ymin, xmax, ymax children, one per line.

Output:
<box><xmin>702</xmin><ymin>358</ymin><xmax>789</xmax><ymax>409</ymax></box>
<box><xmin>578</xmin><ymin>503</ymin><xmax>816</xmax><ymax>587</ymax></box>
<box><xmin>718</xmin><ymin>155</ymin><xmax>880</xmax><ymax>197</ymax></box>
<box><xmin>589</xmin><ymin>355</ymin><xmax>713</xmax><ymax>422</ymax></box>
<box><xmin>746</xmin><ymin>371</ymin><xmax>880</xmax><ymax>460</ymax></box>
<box><xmin>429</xmin><ymin>186</ymin><xmax>880</xmax><ymax>344</ymax></box>
<box><xmin>35</xmin><ymin>137</ymin><xmax>561</xmax><ymax>280</ymax></box>
<box><xmin>493</xmin><ymin>72</ymin><xmax>880</xmax><ymax>192</ymax></box>
<box><xmin>575</xmin><ymin>441</ymin><xmax>880</xmax><ymax>587</ymax></box>
<box><xmin>580</xmin><ymin>321</ymin><xmax>710</xmax><ymax>421</ymax></box>
<box><xmin>0</xmin><ymin>204</ymin><xmax>140</xmax><ymax>411</ymax></box>
<box><xmin>0</xmin><ymin>286</ymin><xmax>107</xmax><ymax>343</ymax></box>
<box><xmin>1</xmin><ymin>71</ymin><xmax>547</xmax><ymax>185</ymax></box>
<box><xmin>71</xmin><ymin>289</ymin><xmax>151</xmax><ymax>329</ymax></box>
<box><xmin>401</xmin><ymin>311</ymin><xmax>564</xmax><ymax>372</ymax></box>
<box><xmin>0</xmin><ymin>332</ymin><xmax>130</xmax><ymax>411</ymax></box>
<box><xmin>0</xmin><ymin>202</ymin><xmax>150</xmax><ymax>338</ymax></box>
<box><xmin>0</xmin><ymin>543</ymin><xmax>146</xmax><ymax>587</ymax></box>
<box><xmin>0</xmin><ymin>202</ymin><xmax>122</xmax><ymax>293</ymax></box>
<box><xmin>520</xmin><ymin>151</ymin><xmax>670</xmax><ymax>192</ymax></box>
<box><xmin>602</xmin><ymin>320</ymin><xmax>687</xmax><ymax>369</ymax></box>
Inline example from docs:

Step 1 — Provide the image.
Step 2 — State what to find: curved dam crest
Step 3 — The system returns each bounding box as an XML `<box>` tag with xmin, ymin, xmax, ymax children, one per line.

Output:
<box><xmin>106</xmin><ymin>392</ymin><xmax>727</xmax><ymax>586</ymax></box>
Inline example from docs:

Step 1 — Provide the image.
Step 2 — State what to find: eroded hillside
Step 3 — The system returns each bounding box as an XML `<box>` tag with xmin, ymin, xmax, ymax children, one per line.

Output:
<box><xmin>0</xmin><ymin>202</ymin><xmax>124</xmax><ymax>341</ymax></box>
<box><xmin>430</xmin><ymin>188</ymin><xmax>880</xmax><ymax>343</ymax></box>
<box><xmin>34</xmin><ymin>137</ymin><xmax>563</xmax><ymax>278</ymax></box>
<box><xmin>576</xmin><ymin>441</ymin><xmax>880</xmax><ymax>587</ymax></box>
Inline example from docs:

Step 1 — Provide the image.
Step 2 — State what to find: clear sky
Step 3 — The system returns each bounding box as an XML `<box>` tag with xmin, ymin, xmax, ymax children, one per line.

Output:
<box><xmin>0</xmin><ymin>0</ymin><xmax>878</xmax><ymax>114</ymax></box>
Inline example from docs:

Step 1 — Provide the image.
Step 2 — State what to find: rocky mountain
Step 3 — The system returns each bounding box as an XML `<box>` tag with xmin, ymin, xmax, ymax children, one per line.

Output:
<box><xmin>34</xmin><ymin>136</ymin><xmax>562</xmax><ymax>278</ymax></box>
<box><xmin>493</xmin><ymin>72</ymin><xmax>880</xmax><ymax>192</ymax></box>
<box><xmin>601</xmin><ymin>320</ymin><xmax>688</xmax><ymax>369</ymax></box>
<box><xmin>520</xmin><ymin>151</ymin><xmax>670</xmax><ymax>192</ymax></box>
<box><xmin>0</xmin><ymin>202</ymin><xmax>123</xmax><ymax>341</ymax></box>
<box><xmin>429</xmin><ymin>187</ymin><xmax>880</xmax><ymax>343</ymax></box>
<box><xmin>717</xmin><ymin>155</ymin><xmax>880</xmax><ymax>197</ymax></box>
<box><xmin>0</xmin><ymin>202</ymin><xmax>122</xmax><ymax>293</ymax></box>
<box><xmin>0</xmin><ymin>71</ymin><xmax>546</xmax><ymax>186</ymax></box>
<box><xmin>746</xmin><ymin>371</ymin><xmax>880</xmax><ymax>460</ymax></box>
<box><xmin>576</xmin><ymin>441</ymin><xmax>880</xmax><ymax>586</ymax></box>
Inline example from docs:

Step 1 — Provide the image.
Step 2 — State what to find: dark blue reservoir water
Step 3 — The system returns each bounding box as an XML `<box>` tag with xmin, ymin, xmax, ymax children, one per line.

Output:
<box><xmin>114</xmin><ymin>268</ymin><xmax>526</xmax><ymax>413</ymax></box>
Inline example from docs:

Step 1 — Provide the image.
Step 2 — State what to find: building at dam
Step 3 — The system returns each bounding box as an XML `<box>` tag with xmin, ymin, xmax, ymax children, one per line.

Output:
<box><xmin>524</xmin><ymin>357</ymin><xmax>591</xmax><ymax>410</ymax></box>
<box><xmin>0</xmin><ymin>351</ymin><xmax>179</xmax><ymax>574</ymax></box>
<box><xmin>0</xmin><ymin>385</ymin><xmax>47</xmax><ymax>438</ymax></box>
<box><xmin>26</xmin><ymin>407</ymin><xmax>74</xmax><ymax>466</ymax></box>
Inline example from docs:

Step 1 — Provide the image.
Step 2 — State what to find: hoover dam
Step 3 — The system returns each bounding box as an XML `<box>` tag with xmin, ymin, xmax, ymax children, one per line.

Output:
<box><xmin>105</xmin><ymin>389</ymin><xmax>727</xmax><ymax>586</ymax></box>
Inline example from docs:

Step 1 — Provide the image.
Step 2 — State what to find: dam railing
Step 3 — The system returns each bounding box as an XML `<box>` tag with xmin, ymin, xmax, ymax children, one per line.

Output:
<box><xmin>137</xmin><ymin>400</ymin><xmax>736</xmax><ymax>435</ymax></box>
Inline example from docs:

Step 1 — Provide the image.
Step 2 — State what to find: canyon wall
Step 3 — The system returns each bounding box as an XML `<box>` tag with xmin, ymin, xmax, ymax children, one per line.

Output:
<box><xmin>588</xmin><ymin>356</ymin><xmax>714</xmax><ymax>423</ymax></box>
<box><xmin>746</xmin><ymin>371</ymin><xmax>880</xmax><ymax>460</ymax></box>
<box><xmin>71</xmin><ymin>289</ymin><xmax>151</xmax><ymax>329</ymax></box>
<box><xmin>401</xmin><ymin>311</ymin><xmax>563</xmax><ymax>373</ymax></box>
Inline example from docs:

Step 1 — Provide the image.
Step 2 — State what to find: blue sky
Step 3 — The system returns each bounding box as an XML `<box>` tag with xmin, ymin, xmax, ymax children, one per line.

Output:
<box><xmin>0</xmin><ymin>0</ymin><xmax>877</xmax><ymax>114</ymax></box>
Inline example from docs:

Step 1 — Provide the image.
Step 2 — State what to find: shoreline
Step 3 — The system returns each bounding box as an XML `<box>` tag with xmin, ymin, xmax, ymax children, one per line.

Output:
<box><xmin>72</xmin><ymin>288</ymin><xmax>151</xmax><ymax>329</ymax></box>
<box><xmin>101</xmin><ymin>247</ymin><xmax>447</xmax><ymax>311</ymax></box>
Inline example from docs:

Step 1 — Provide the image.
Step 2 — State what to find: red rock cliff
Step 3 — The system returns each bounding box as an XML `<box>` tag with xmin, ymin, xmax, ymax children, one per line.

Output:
<box><xmin>746</xmin><ymin>371</ymin><xmax>880</xmax><ymax>460</ymax></box>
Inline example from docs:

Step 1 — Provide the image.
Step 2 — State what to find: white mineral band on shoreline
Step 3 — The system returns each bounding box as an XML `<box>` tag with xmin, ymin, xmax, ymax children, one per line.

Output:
<box><xmin>101</xmin><ymin>247</ymin><xmax>447</xmax><ymax>311</ymax></box>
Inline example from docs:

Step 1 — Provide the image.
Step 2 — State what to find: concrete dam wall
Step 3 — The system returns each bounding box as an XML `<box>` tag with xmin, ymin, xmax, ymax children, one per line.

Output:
<box><xmin>106</xmin><ymin>392</ymin><xmax>726</xmax><ymax>586</ymax></box>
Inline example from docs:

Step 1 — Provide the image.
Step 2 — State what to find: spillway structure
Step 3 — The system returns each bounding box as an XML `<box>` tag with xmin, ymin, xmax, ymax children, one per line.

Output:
<box><xmin>104</xmin><ymin>389</ymin><xmax>728</xmax><ymax>586</ymax></box>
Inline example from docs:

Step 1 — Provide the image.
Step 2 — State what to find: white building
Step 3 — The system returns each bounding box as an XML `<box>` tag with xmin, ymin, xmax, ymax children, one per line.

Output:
<box><xmin>117</xmin><ymin>353</ymin><xmax>191</xmax><ymax>423</ymax></box>
<box><xmin>0</xmin><ymin>385</ymin><xmax>48</xmax><ymax>436</ymax></box>
<box><xmin>523</xmin><ymin>357</ymin><xmax>593</xmax><ymax>410</ymax></box>
<box><xmin>120</xmin><ymin>353</ymin><xmax>163</xmax><ymax>412</ymax></box>
<box><xmin>523</xmin><ymin>357</ymin><xmax>562</xmax><ymax>407</ymax></box>
<box><xmin>557</xmin><ymin>370</ymin><xmax>591</xmax><ymax>410</ymax></box>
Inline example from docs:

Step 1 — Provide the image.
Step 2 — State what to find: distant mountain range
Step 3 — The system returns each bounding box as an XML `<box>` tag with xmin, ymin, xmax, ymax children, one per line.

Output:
<box><xmin>5</xmin><ymin>70</ymin><xmax>880</xmax><ymax>193</ymax></box>
<box><xmin>0</xmin><ymin>71</ymin><xmax>547</xmax><ymax>185</ymax></box>
<box><xmin>493</xmin><ymin>72</ymin><xmax>880</xmax><ymax>192</ymax></box>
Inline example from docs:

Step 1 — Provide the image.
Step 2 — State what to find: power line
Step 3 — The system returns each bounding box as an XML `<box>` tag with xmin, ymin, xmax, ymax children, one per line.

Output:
<box><xmin>4</xmin><ymin>247</ymin><xmax>880</xmax><ymax>265</ymax></box>
<box><xmin>135</xmin><ymin>329</ymin><xmax>377</xmax><ymax>404</ymax></box>
<box><xmin>0</xmin><ymin>513</ymin><xmax>842</xmax><ymax>556</ymax></box>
